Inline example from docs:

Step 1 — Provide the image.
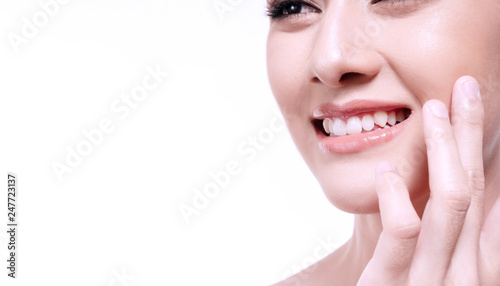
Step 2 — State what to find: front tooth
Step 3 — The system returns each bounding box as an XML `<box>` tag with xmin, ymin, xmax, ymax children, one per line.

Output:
<box><xmin>346</xmin><ymin>117</ymin><xmax>362</xmax><ymax>135</ymax></box>
<box><xmin>323</xmin><ymin>118</ymin><xmax>332</xmax><ymax>134</ymax></box>
<box><xmin>362</xmin><ymin>114</ymin><xmax>375</xmax><ymax>131</ymax></box>
<box><xmin>396</xmin><ymin>110</ymin><xmax>406</xmax><ymax>122</ymax></box>
<box><xmin>374</xmin><ymin>111</ymin><xmax>388</xmax><ymax>127</ymax></box>
<box><xmin>331</xmin><ymin>118</ymin><xmax>347</xmax><ymax>136</ymax></box>
<box><xmin>387</xmin><ymin>111</ymin><xmax>396</xmax><ymax>126</ymax></box>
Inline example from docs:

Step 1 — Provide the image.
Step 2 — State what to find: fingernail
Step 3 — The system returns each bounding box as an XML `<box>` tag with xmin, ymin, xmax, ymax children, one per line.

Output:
<box><xmin>430</xmin><ymin>101</ymin><xmax>449</xmax><ymax>118</ymax></box>
<box><xmin>462</xmin><ymin>79</ymin><xmax>481</xmax><ymax>100</ymax></box>
<box><xmin>377</xmin><ymin>161</ymin><xmax>395</xmax><ymax>173</ymax></box>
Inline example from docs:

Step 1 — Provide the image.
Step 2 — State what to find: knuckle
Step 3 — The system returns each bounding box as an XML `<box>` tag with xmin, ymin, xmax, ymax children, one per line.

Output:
<box><xmin>442</xmin><ymin>186</ymin><xmax>471</xmax><ymax>214</ymax></box>
<box><xmin>452</xmin><ymin>105</ymin><xmax>484</xmax><ymax>127</ymax></box>
<box><xmin>384</xmin><ymin>172</ymin><xmax>406</xmax><ymax>189</ymax></box>
<box><xmin>428</xmin><ymin>127</ymin><xmax>452</xmax><ymax>145</ymax></box>
<box><xmin>387</xmin><ymin>219</ymin><xmax>421</xmax><ymax>240</ymax></box>
<box><xmin>465</xmin><ymin>168</ymin><xmax>485</xmax><ymax>194</ymax></box>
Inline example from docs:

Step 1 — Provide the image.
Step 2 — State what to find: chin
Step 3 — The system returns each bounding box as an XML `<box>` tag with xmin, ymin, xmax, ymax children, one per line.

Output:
<box><xmin>311</xmin><ymin>155</ymin><xmax>386</xmax><ymax>214</ymax></box>
<box><xmin>292</xmin><ymin>118</ymin><xmax>430</xmax><ymax>214</ymax></box>
<box><xmin>313</xmin><ymin>159</ymin><xmax>429</xmax><ymax>214</ymax></box>
<box><xmin>319</xmin><ymin>175</ymin><xmax>381</xmax><ymax>214</ymax></box>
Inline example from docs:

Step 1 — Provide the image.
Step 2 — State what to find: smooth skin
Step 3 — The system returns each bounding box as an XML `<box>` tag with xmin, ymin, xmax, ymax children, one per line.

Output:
<box><xmin>359</xmin><ymin>78</ymin><xmax>500</xmax><ymax>285</ymax></box>
<box><xmin>266</xmin><ymin>0</ymin><xmax>500</xmax><ymax>285</ymax></box>
<box><xmin>274</xmin><ymin>77</ymin><xmax>500</xmax><ymax>285</ymax></box>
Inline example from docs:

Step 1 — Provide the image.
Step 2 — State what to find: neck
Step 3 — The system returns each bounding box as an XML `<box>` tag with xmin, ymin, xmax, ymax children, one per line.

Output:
<box><xmin>349</xmin><ymin>213</ymin><xmax>382</xmax><ymax>264</ymax></box>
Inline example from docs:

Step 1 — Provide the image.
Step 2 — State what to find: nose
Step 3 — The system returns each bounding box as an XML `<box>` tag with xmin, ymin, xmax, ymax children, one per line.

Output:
<box><xmin>308</xmin><ymin>4</ymin><xmax>382</xmax><ymax>88</ymax></box>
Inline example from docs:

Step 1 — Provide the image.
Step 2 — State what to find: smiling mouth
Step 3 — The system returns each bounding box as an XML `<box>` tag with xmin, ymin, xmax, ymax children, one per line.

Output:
<box><xmin>313</xmin><ymin>108</ymin><xmax>412</xmax><ymax>137</ymax></box>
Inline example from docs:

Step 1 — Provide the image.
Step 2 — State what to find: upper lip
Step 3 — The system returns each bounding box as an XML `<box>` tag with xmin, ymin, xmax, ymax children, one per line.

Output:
<box><xmin>311</xmin><ymin>100</ymin><xmax>410</xmax><ymax>120</ymax></box>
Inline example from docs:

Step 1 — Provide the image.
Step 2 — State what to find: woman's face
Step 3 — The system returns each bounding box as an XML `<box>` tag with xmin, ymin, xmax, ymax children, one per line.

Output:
<box><xmin>267</xmin><ymin>0</ymin><xmax>500</xmax><ymax>213</ymax></box>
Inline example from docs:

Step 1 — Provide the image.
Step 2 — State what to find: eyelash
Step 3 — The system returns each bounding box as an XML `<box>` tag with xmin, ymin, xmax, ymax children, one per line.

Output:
<box><xmin>371</xmin><ymin>0</ymin><xmax>413</xmax><ymax>4</ymax></box>
<box><xmin>266</xmin><ymin>0</ymin><xmax>415</xmax><ymax>20</ymax></box>
<box><xmin>266</xmin><ymin>0</ymin><xmax>320</xmax><ymax>20</ymax></box>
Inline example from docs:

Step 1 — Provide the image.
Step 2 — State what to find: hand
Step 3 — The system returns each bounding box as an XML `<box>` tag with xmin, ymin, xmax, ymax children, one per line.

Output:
<box><xmin>357</xmin><ymin>76</ymin><xmax>500</xmax><ymax>285</ymax></box>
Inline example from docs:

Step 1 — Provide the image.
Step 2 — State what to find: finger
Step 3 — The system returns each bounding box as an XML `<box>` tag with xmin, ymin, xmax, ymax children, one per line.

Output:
<box><xmin>480</xmin><ymin>195</ymin><xmax>500</xmax><ymax>283</ymax></box>
<box><xmin>411</xmin><ymin>100</ymin><xmax>471</xmax><ymax>282</ymax></box>
<box><xmin>451</xmin><ymin>76</ymin><xmax>485</xmax><ymax>217</ymax></box>
<box><xmin>448</xmin><ymin>76</ymin><xmax>484</xmax><ymax>283</ymax></box>
<box><xmin>358</xmin><ymin>161</ymin><xmax>420</xmax><ymax>285</ymax></box>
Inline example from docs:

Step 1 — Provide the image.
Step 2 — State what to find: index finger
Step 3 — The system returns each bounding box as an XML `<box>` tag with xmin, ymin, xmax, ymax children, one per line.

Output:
<box><xmin>448</xmin><ymin>76</ymin><xmax>484</xmax><ymax>281</ymax></box>
<box><xmin>410</xmin><ymin>100</ymin><xmax>471</xmax><ymax>282</ymax></box>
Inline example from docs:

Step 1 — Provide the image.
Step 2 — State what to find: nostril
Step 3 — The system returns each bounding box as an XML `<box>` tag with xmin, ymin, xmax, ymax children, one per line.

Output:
<box><xmin>339</xmin><ymin>72</ymin><xmax>363</xmax><ymax>82</ymax></box>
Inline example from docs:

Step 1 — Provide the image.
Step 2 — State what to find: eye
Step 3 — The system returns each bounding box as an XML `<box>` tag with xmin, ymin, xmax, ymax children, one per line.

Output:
<box><xmin>266</xmin><ymin>0</ymin><xmax>320</xmax><ymax>20</ymax></box>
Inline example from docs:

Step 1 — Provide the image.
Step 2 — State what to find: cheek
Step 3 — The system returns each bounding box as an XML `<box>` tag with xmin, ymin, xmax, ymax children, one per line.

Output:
<box><xmin>266</xmin><ymin>31</ymin><xmax>314</xmax><ymax>118</ymax></box>
<box><xmin>376</xmin><ymin>3</ymin><xmax>500</xmax><ymax>159</ymax></box>
<box><xmin>378</xmin><ymin>24</ymin><xmax>462</xmax><ymax>106</ymax></box>
<box><xmin>267</xmin><ymin>33</ymin><xmax>318</xmax><ymax>168</ymax></box>
<box><xmin>377</xmin><ymin>3</ymin><xmax>500</xmax><ymax>107</ymax></box>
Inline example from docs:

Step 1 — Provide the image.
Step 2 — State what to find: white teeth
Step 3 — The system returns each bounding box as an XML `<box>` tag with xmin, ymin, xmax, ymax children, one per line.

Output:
<box><xmin>322</xmin><ymin>109</ymin><xmax>409</xmax><ymax>136</ymax></box>
<box><xmin>346</xmin><ymin>117</ymin><xmax>362</xmax><ymax>135</ymax></box>
<box><xmin>362</xmin><ymin>114</ymin><xmax>375</xmax><ymax>131</ymax></box>
<box><xmin>374</xmin><ymin>111</ymin><xmax>388</xmax><ymax>127</ymax></box>
<box><xmin>387</xmin><ymin>111</ymin><xmax>396</xmax><ymax>126</ymax></box>
<box><xmin>332</xmin><ymin>118</ymin><xmax>347</xmax><ymax>136</ymax></box>
<box><xmin>323</xmin><ymin>118</ymin><xmax>332</xmax><ymax>134</ymax></box>
<box><xmin>396</xmin><ymin>110</ymin><xmax>406</xmax><ymax>122</ymax></box>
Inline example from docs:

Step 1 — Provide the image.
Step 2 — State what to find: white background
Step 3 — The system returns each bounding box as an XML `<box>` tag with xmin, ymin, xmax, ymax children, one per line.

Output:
<box><xmin>0</xmin><ymin>1</ymin><xmax>353</xmax><ymax>285</ymax></box>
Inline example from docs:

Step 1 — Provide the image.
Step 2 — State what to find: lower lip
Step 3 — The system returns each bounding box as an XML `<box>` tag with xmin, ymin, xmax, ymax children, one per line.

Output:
<box><xmin>317</xmin><ymin>116</ymin><xmax>411</xmax><ymax>153</ymax></box>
